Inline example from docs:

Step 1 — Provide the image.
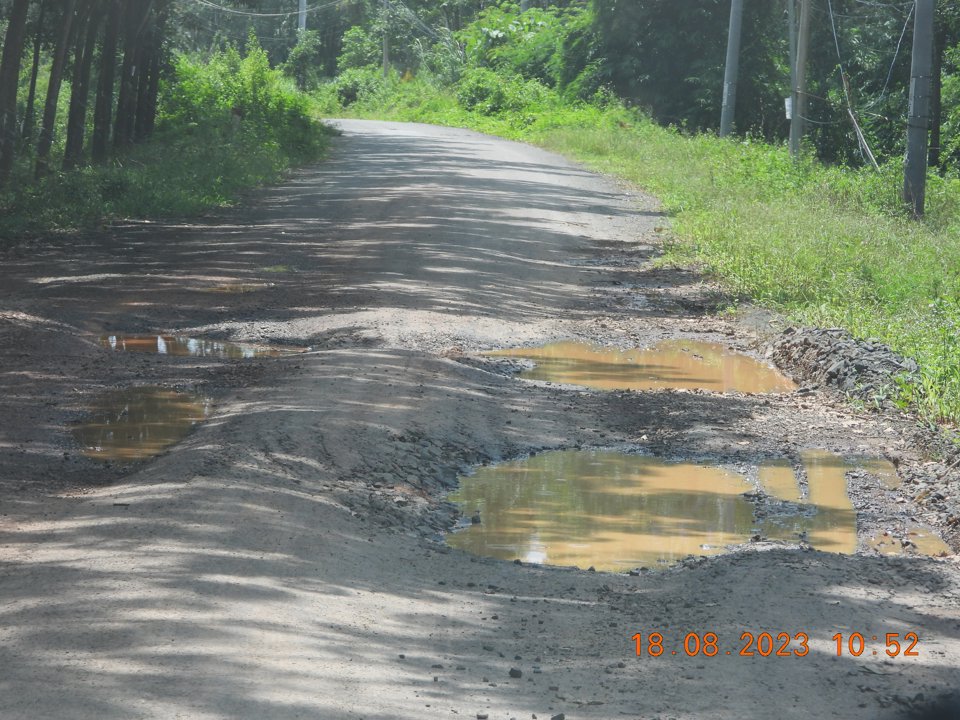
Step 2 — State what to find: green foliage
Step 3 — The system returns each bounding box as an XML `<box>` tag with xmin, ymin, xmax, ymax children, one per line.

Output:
<box><xmin>161</xmin><ymin>35</ymin><xmax>326</xmax><ymax>159</ymax></box>
<box><xmin>326</xmin><ymin>66</ymin><xmax>386</xmax><ymax>107</ymax></box>
<box><xmin>455</xmin><ymin>3</ymin><xmax>600</xmax><ymax>98</ymax></box>
<box><xmin>0</xmin><ymin>39</ymin><xmax>333</xmax><ymax>237</ymax></box>
<box><xmin>943</xmin><ymin>45</ymin><xmax>960</xmax><ymax>167</ymax></box>
<box><xmin>283</xmin><ymin>30</ymin><xmax>324</xmax><ymax>90</ymax></box>
<box><xmin>337</xmin><ymin>26</ymin><xmax>381</xmax><ymax>72</ymax></box>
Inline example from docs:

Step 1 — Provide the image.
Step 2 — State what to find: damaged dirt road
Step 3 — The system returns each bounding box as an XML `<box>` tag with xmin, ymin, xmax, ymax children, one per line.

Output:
<box><xmin>2</xmin><ymin>119</ymin><xmax>960</xmax><ymax>719</ymax></box>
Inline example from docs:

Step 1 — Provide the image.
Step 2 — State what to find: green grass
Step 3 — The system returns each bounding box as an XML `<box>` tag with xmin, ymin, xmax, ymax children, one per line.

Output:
<box><xmin>322</xmin><ymin>73</ymin><xmax>960</xmax><ymax>426</ymax></box>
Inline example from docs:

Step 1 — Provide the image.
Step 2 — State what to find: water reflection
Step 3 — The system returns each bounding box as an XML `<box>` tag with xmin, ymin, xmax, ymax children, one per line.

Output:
<box><xmin>99</xmin><ymin>335</ymin><xmax>294</xmax><ymax>359</ymax></box>
<box><xmin>486</xmin><ymin>340</ymin><xmax>797</xmax><ymax>393</ymax></box>
<box><xmin>73</xmin><ymin>387</ymin><xmax>210</xmax><ymax>462</ymax></box>
<box><xmin>447</xmin><ymin>450</ymin><xmax>755</xmax><ymax>572</ymax></box>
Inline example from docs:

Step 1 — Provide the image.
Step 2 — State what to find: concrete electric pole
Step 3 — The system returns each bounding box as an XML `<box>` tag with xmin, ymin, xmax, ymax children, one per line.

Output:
<box><xmin>382</xmin><ymin>0</ymin><xmax>390</xmax><ymax>78</ymax></box>
<box><xmin>789</xmin><ymin>0</ymin><xmax>811</xmax><ymax>158</ymax></box>
<box><xmin>904</xmin><ymin>0</ymin><xmax>935</xmax><ymax>218</ymax></box>
<box><xmin>720</xmin><ymin>0</ymin><xmax>745</xmax><ymax>137</ymax></box>
<box><xmin>298</xmin><ymin>0</ymin><xmax>306</xmax><ymax>31</ymax></box>
<box><xmin>520</xmin><ymin>0</ymin><xmax>531</xmax><ymax>12</ymax></box>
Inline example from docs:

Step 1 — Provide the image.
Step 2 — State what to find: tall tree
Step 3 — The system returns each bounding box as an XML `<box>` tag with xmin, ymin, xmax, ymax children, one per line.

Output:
<box><xmin>114</xmin><ymin>0</ymin><xmax>154</xmax><ymax>150</ymax></box>
<box><xmin>35</xmin><ymin>0</ymin><xmax>80</xmax><ymax>178</ymax></box>
<box><xmin>21</xmin><ymin>0</ymin><xmax>47</xmax><ymax>143</ymax></box>
<box><xmin>0</xmin><ymin>0</ymin><xmax>32</xmax><ymax>186</ymax></box>
<box><xmin>92</xmin><ymin>0</ymin><xmax>122</xmax><ymax>163</ymax></box>
<box><xmin>65</xmin><ymin>2</ymin><xmax>106</xmax><ymax>168</ymax></box>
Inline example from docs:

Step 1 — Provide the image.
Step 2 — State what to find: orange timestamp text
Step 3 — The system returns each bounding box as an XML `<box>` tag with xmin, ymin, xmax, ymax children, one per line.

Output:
<box><xmin>631</xmin><ymin>631</ymin><xmax>921</xmax><ymax>658</ymax></box>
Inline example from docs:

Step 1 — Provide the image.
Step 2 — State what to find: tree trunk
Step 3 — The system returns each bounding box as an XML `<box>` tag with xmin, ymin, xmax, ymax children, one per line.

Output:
<box><xmin>92</xmin><ymin>0</ymin><xmax>121</xmax><ymax>163</ymax></box>
<box><xmin>114</xmin><ymin>0</ymin><xmax>154</xmax><ymax>150</ymax></box>
<box><xmin>21</xmin><ymin>0</ymin><xmax>47</xmax><ymax>143</ymax></box>
<box><xmin>0</xmin><ymin>0</ymin><xmax>32</xmax><ymax>186</ymax></box>
<box><xmin>134</xmin><ymin>1</ymin><xmax>168</xmax><ymax>142</ymax></box>
<box><xmin>35</xmin><ymin>0</ymin><xmax>80</xmax><ymax>179</ymax></box>
<box><xmin>65</xmin><ymin>2</ymin><xmax>105</xmax><ymax>169</ymax></box>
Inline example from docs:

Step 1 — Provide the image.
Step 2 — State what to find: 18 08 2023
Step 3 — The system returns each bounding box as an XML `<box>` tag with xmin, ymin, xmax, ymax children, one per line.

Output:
<box><xmin>631</xmin><ymin>631</ymin><xmax>921</xmax><ymax>658</ymax></box>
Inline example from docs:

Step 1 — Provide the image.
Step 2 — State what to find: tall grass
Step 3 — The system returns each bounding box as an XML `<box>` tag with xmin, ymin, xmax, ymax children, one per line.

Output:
<box><xmin>322</xmin><ymin>71</ymin><xmax>960</xmax><ymax>425</ymax></box>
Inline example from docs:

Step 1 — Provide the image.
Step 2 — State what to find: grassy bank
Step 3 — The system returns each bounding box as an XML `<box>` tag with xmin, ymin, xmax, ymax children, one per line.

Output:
<box><xmin>319</xmin><ymin>73</ymin><xmax>960</xmax><ymax>425</ymax></box>
<box><xmin>0</xmin><ymin>43</ymin><xmax>334</xmax><ymax>237</ymax></box>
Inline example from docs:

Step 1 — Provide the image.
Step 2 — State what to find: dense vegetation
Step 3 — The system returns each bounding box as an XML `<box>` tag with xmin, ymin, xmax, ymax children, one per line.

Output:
<box><xmin>0</xmin><ymin>1</ymin><xmax>332</xmax><ymax>233</ymax></box>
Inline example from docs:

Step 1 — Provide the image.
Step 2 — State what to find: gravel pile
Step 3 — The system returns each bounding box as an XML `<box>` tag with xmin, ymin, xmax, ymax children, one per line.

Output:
<box><xmin>772</xmin><ymin>327</ymin><xmax>919</xmax><ymax>402</ymax></box>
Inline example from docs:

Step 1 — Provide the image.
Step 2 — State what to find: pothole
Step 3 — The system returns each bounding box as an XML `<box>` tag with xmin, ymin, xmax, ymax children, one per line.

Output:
<box><xmin>446</xmin><ymin>449</ymin><xmax>756</xmax><ymax>572</ymax></box>
<box><xmin>73</xmin><ymin>387</ymin><xmax>211</xmax><ymax>462</ymax></box>
<box><xmin>447</xmin><ymin>449</ymin><xmax>951</xmax><ymax>572</ymax></box>
<box><xmin>485</xmin><ymin>340</ymin><xmax>796</xmax><ymax>393</ymax></box>
<box><xmin>99</xmin><ymin>334</ymin><xmax>301</xmax><ymax>359</ymax></box>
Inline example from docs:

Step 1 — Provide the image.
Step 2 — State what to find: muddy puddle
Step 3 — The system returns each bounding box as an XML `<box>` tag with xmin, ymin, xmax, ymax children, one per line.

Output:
<box><xmin>447</xmin><ymin>450</ymin><xmax>756</xmax><ymax>572</ymax></box>
<box><xmin>486</xmin><ymin>340</ymin><xmax>796</xmax><ymax>393</ymax></box>
<box><xmin>448</xmin><ymin>449</ymin><xmax>950</xmax><ymax>572</ymax></box>
<box><xmin>73</xmin><ymin>387</ymin><xmax>211</xmax><ymax>462</ymax></box>
<box><xmin>99</xmin><ymin>334</ymin><xmax>297</xmax><ymax>359</ymax></box>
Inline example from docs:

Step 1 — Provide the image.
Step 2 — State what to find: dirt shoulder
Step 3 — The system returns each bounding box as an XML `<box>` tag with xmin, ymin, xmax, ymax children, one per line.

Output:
<box><xmin>1</xmin><ymin>119</ymin><xmax>958</xmax><ymax>719</ymax></box>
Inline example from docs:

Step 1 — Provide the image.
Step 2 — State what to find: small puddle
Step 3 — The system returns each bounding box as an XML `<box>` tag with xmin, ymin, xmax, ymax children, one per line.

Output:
<box><xmin>856</xmin><ymin>457</ymin><xmax>900</xmax><ymax>490</ymax></box>
<box><xmin>760</xmin><ymin>452</ymin><xmax>949</xmax><ymax>557</ymax></box>
<box><xmin>446</xmin><ymin>450</ymin><xmax>755</xmax><ymax>572</ymax></box>
<box><xmin>73</xmin><ymin>387</ymin><xmax>210</xmax><ymax>462</ymax></box>
<box><xmin>486</xmin><ymin>340</ymin><xmax>796</xmax><ymax>393</ymax></box>
<box><xmin>99</xmin><ymin>334</ymin><xmax>295</xmax><ymax>359</ymax></box>
<box><xmin>868</xmin><ymin>527</ymin><xmax>952</xmax><ymax>557</ymax></box>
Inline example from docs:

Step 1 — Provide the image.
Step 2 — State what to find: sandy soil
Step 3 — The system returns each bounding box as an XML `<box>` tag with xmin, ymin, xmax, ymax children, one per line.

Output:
<box><xmin>1</xmin><ymin>120</ymin><xmax>958</xmax><ymax>719</ymax></box>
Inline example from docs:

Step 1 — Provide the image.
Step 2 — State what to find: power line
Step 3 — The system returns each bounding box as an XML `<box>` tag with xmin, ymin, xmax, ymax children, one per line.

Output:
<box><xmin>188</xmin><ymin>0</ymin><xmax>348</xmax><ymax>18</ymax></box>
<box><xmin>387</xmin><ymin>0</ymin><xmax>442</xmax><ymax>42</ymax></box>
<box><xmin>826</xmin><ymin>0</ymin><xmax>880</xmax><ymax>168</ymax></box>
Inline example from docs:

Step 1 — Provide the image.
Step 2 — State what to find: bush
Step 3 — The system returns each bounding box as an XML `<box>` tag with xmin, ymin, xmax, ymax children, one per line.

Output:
<box><xmin>331</xmin><ymin>66</ymin><xmax>385</xmax><ymax>107</ymax></box>
<box><xmin>338</xmin><ymin>26</ymin><xmax>381</xmax><ymax>72</ymax></box>
<box><xmin>283</xmin><ymin>30</ymin><xmax>324</xmax><ymax>90</ymax></box>
<box><xmin>0</xmin><ymin>37</ymin><xmax>333</xmax><ymax>237</ymax></box>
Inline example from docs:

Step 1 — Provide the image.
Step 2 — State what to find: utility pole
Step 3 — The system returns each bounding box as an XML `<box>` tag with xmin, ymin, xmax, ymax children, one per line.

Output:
<box><xmin>789</xmin><ymin>0</ymin><xmax>811</xmax><ymax>158</ymax></box>
<box><xmin>788</xmin><ymin>0</ymin><xmax>797</xmax><ymax>99</ymax></box>
<box><xmin>720</xmin><ymin>0</ymin><xmax>745</xmax><ymax>137</ymax></box>
<box><xmin>382</xmin><ymin>0</ymin><xmax>390</xmax><ymax>78</ymax></box>
<box><xmin>520</xmin><ymin>0</ymin><xmax>530</xmax><ymax>11</ymax></box>
<box><xmin>298</xmin><ymin>0</ymin><xmax>306</xmax><ymax>31</ymax></box>
<box><xmin>904</xmin><ymin>0</ymin><xmax>935</xmax><ymax>218</ymax></box>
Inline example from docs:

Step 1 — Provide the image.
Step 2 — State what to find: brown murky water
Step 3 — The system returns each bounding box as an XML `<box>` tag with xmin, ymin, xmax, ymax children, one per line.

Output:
<box><xmin>867</xmin><ymin>527</ymin><xmax>952</xmax><ymax>557</ymax></box>
<box><xmin>760</xmin><ymin>452</ymin><xmax>947</xmax><ymax>557</ymax></box>
<box><xmin>449</xmin><ymin>449</ymin><xmax>949</xmax><ymax>572</ymax></box>
<box><xmin>73</xmin><ymin>387</ymin><xmax>210</xmax><ymax>462</ymax></box>
<box><xmin>99</xmin><ymin>334</ymin><xmax>294</xmax><ymax>359</ymax></box>
<box><xmin>486</xmin><ymin>340</ymin><xmax>796</xmax><ymax>393</ymax></box>
<box><xmin>857</xmin><ymin>457</ymin><xmax>900</xmax><ymax>490</ymax></box>
<box><xmin>446</xmin><ymin>450</ymin><xmax>755</xmax><ymax>572</ymax></box>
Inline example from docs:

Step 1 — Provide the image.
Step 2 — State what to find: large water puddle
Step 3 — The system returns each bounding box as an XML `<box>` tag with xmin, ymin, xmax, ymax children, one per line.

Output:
<box><xmin>485</xmin><ymin>340</ymin><xmax>796</xmax><ymax>393</ymax></box>
<box><xmin>73</xmin><ymin>387</ymin><xmax>211</xmax><ymax>462</ymax></box>
<box><xmin>447</xmin><ymin>449</ymin><xmax>950</xmax><ymax>571</ymax></box>
<box><xmin>100</xmin><ymin>334</ymin><xmax>296</xmax><ymax>359</ymax></box>
<box><xmin>447</xmin><ymin>450</ymin><xmax>756</xmax><ymax>572</ymax></box>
